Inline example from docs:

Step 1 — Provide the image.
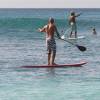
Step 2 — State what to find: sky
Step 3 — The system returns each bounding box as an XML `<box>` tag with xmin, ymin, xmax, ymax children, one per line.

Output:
<box><xmin>0</xmin><ymin>0</ymin><xmax>100</xmax><ymax>8</ymax></box>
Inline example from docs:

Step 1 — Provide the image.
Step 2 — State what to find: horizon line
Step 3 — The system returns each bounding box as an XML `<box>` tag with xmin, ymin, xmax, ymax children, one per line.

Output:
<box><xmin>0</xmin><ymin>7</ymin><xmax>100</xmax><ymax>9</ymax></box>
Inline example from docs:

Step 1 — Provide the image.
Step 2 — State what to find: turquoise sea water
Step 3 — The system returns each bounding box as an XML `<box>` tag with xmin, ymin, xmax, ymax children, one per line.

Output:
<box><xmin>0</xmin><ymin>8</ymin><xmax>100</xmax><ymax>100</ymax></box>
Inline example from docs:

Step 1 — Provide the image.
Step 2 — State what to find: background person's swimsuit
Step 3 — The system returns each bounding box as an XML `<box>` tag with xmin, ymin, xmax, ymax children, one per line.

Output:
<box><xmin>70</xmin><ymin>22</ymin><xmax>77</xmax><ymax>33</ymax></box>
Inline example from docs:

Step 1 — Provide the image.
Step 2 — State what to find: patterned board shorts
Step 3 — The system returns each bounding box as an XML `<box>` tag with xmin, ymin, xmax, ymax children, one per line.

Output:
<box><xmin>46</xmin><ymin>38</ymin><xmax>56</xmax><ymax>54</ymax></box>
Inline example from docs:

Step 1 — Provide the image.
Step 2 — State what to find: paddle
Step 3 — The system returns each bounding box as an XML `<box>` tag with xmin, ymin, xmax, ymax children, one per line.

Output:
<box><xmin>38</xmin><ymin>27</ymin><xmax>86</xmax><ymax>52</ymax></box>
<box><xmin>57</xmin><ymin>37</ymin><xmax>86</xmax><ymax>52</ymax></box>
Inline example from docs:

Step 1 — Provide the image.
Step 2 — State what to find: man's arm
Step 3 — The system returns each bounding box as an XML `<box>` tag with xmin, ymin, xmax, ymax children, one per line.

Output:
<box><xmin>75</xmin><ymin>13</ymin><xmax>81</xmax><ymax>17</ymax></box>
<box><xmin>38</xmin><ymin>25</ymin><xmax>47</xmax><ymax>32</ymax></box>
<box><xmin>68</xmin><ymin>17</ymin><xmax>71</xmax><ymax>25</ymax></box>
<box><xmin>55</xmin><ymin>26</ymin><xmax>61</xmax><ymax>39</ymax></box>
<box><xmin>38</xmin><ymin>28</ymin><xmax>45</xmax><ymax>32</ymax></box>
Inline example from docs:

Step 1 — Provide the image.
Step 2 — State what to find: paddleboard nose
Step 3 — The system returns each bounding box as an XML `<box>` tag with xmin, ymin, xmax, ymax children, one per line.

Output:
<box><xmin>61</xmin><ymin>35</ymin><xmax>65</xmax><ymax>39</ymax></box>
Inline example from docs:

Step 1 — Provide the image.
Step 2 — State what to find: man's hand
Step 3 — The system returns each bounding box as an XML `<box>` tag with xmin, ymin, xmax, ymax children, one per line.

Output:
<box><xmin>57</xmin><ymin>34</ymin><xmax>61</xmax><ymax>39</ymax></box>
<box><xmin>38</xmin><ymin>28</ymin><xmax>41</xmax><ymax>32</ymax></box>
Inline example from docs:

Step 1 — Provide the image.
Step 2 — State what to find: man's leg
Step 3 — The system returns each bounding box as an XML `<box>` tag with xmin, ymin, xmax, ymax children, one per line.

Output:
<box><xmin>70</xmin><ymin>25</ymin><xmax>73</xmax><ymax>38</ymax></box>
<box><xmin>51</xmin><ymin>52</ymin><xmax>56</xmax><ymax>65</ymax></box>
<box><xmin>75</xmin><ymin>24</ymin><xmax>77</xmax><ymax>38</ymax></box>
<box><xmin>48</xmin><ymin>50</ymin><xmax>51</xmax><ymax>65</ymax></box>
<box><xmin>75</xmin><ymin>31</ymin><xmax>77</xmax><ymax>38</ymax></box>
<box><xmin>70</xmin><ymin>31</ymin><xmax>73</xmax><ymax>38</ymax></box>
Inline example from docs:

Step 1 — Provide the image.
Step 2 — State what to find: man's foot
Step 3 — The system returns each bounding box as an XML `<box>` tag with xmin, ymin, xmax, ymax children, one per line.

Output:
<box><xmin>52</xmin><ymin>63</ymin><xmax>58</xmax><ymax>65</ymax></box>
<box><xmin>48</xmin><ymin>63</ymin><xmax>57</xmax><ymax>66</ymax></box>
<box><xmin>50</xmin><ymin>63</ymin><xmax>57</xmax><ymax>65</ymax></box>
<box><xmin>48</xmin><ymin>63</ymin><xmax>50</xmax><ymax>65</ymax></box>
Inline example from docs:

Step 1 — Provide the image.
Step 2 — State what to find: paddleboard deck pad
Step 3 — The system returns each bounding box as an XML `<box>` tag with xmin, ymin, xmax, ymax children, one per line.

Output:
<box><xmin>21</xmin><ymin>61</ymin><xmax>87</xmax><ymax>68</ymax></box>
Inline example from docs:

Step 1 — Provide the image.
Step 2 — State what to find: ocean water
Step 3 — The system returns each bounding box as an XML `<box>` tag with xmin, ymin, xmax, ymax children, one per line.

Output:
<box><xmin>0</xmin><ymin>8</ymin><xmax>100</xmax><ymax>100</ymax></box>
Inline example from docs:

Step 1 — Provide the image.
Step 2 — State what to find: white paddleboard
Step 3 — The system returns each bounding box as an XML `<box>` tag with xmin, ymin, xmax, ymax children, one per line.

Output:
<box><xmin>61</xmin><ymin>35</ymin><xmax>85</xmax><ymax>40</ymax></box>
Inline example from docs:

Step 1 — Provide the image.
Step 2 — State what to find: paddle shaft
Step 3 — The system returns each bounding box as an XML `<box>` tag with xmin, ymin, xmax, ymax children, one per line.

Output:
<box><xmin>56</xmin><ymin>36</ymin><xmax>76</xmax><ymax>45</ymax></box>
<box><xmin>56</xmin><ymin>37</ymin><xmax>86</xmax><ymax>52</ymax></box>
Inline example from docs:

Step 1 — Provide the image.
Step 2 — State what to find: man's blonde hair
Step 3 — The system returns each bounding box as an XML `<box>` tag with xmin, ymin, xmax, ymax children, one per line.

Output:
<box><xmin>49</xmin><ymin>17</ymin><xmax>54</xmax><ymax>24</ymax></box>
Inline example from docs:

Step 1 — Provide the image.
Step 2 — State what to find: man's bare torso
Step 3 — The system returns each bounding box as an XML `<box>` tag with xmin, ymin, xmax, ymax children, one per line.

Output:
<box><xmin>69</xmin><ymin>16</ymin><xmax>76</xmax><ymax>23</ymax></box>
<box><xmin>46</xmin><ymin>23</ymin><xmax>56</xmax><ymax>39</ymax></box>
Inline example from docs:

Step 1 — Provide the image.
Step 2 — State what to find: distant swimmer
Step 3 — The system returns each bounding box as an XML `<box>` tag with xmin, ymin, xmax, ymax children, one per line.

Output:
<box><xmin>92</xmin><ymin>27</ymin><xmax>97</xmax><ymax>35</ymax></box>
<box><xmin>68</xmin><ymin>11</ymin><xmax>81</xmax><ymax>38</ymax></box>
<box><xmin>90</xmin><ymin>26</ymin><xmax>97</xmax><ymax>35</ymax></box>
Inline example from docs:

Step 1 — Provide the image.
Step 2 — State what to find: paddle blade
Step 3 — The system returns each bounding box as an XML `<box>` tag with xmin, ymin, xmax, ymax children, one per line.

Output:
<box><xmin>76</xmin><ymin>45</ymin><xmax>86</xmax><ymax>52</ymax></box>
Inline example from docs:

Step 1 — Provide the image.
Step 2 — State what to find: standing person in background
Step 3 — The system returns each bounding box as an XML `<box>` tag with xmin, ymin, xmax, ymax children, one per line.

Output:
<box><xmin>69</xmin><ymin>11</ymin><xmax>81</xmax><ymax>38</ymax></box>
<box><xmin>38</xmin><ymin>17</ymin><xmax>61</xmax><ymax>65</ymax></box>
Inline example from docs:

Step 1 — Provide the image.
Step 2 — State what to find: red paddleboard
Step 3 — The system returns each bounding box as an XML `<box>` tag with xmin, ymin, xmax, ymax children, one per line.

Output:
<box><xmin>21</xmin><ymin>61</ymin><xmax>87</xmax><ymax>68</ymax></box>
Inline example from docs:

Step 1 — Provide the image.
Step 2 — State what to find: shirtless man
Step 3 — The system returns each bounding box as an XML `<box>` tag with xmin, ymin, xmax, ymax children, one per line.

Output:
<box><xmin>38</xmin><ymin>17</ymin><xmax>61</xmax><ymax>65</ymax></box>
<box><xmin>69</xmin><ymin>11</ymin><xmax>81</xmax><ymax>38</ymax></box>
